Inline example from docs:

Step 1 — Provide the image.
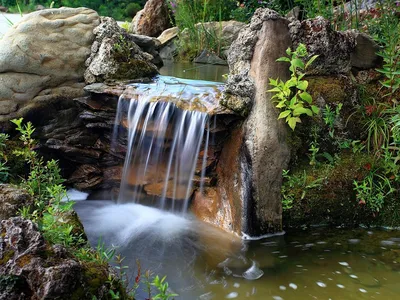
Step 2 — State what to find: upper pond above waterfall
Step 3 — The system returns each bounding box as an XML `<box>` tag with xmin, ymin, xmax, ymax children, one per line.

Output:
<box><xmin>84</xmin><ymin>74</ymin><xmax>232</xmax><ymax>115</ymax></box>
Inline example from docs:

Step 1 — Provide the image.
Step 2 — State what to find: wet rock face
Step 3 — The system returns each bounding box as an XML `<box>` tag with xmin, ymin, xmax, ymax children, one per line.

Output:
<box><xmin>0</xmin><ymin>217</ymin><xmax>115</xmax><ymax>299</ymax></box>
<box><xmin>288</xmin><ymin>17</ymin><xmax>356</xmax><ymax>75</ymax></box>
<box><xmin>0</xmin><ymin>8</ymin><xmax>100</xmax><ymax>124</ymax></box>
<box><xmin>84</xmin><ymin>17</ymin><xmax>160</xmax><ymax>84</ymax></box>
<box><xmin>219</xmin><ymin>8</ymin><xmax>291</xmax><ymax>235</ymax></box>
<box><xmin>0</xmin><ymin>185</ymin><xmax>32</xmax><ymax>220</ymax></box>
<box><xmin>130</xmin><ymin>0</ymin><xmax>172</xmax><ymax>37</ymax></box>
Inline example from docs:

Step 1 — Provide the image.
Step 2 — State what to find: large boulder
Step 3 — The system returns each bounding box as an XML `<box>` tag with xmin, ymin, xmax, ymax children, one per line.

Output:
<box><xmin>129</xmin><ymin>0</ymin><xmax>172</xmax><ymax>37</ymax></box>
<box><xmin>0</xmin><ymin>8</ymin><xmax>100</xmax><ymax>124</ymax></box>
<box><xmin>200</xmin><ymin>8</ymin><xmax>291</xmax><ymax>236</ymax></box>
<box><xmin>288</xmin><ymin>17</ymin><xmax>356</xmax><ymax>74</ymax></box>
<box><xmin>84</xmin><ymin>17</ymin><xmax>159</xmax><ymax>84</ymax></box>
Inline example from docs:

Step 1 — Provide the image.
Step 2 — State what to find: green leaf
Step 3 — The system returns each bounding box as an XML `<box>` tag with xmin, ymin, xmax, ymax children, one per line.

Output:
<box><xmin>297</xmin><ymin>80</ymin><xmax>308</xmax><ymax>91</ymax></box>
<box><xmin>267</xmin><ymin>87</ymin><xmax>282</xmax><ymax>92</ymax></box>
<box><xmin>293</xmin><ymin>107</ymin><xmax>313</xmax><ymax>116</ymax></box>
<box><xmin>269</xmin><ymin>78</ymin><xmax>278</xmax><ymax>85</ymax></box>
<box><xmin>276</xmin><ymin>57</ymin><xmax>291</xmax><ymax>62</ymax></box>
<box><xmin>291</xmin><ymin>58</ymin><xmax>305</xmax><ymax>69</ymax></box>
<box><xmin>288</xmin><ymin>117</ymin><xmax>301</xmax><ymax>131</ymax></box>
<box><xmin>299</xmin><ymin>91</ymin><xmax>312</xmax><ymax>104</ymax></box>
<box><xmin>311</xmin><ymin>105</ymin><xmax>320</xmax><ymax>114</ymax></box>
<box><xmin>289</xmin><ymin>96</ymin><xmax>297</xmax><ymax>107</ymax></box>
<box><xmin>278</xmin><ymin>110</ymin><xmax>292</xmax><ymax>119</ymax></box>
<box><xmin>286</xmin><ymin>47</ymin><xmax>291</xmax><ymax>56</ymax></box>
<box><xmin>305</xmin><ymin>55</ymin><xmax>319</xmax><ymax>69</ymax></box>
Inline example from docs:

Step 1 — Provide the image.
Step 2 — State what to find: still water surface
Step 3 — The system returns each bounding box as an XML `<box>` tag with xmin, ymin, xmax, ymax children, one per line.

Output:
<box><xmin>74</xmin><ymin>200</ymin><xmax>400</xmax><ymax>300</ymax></box>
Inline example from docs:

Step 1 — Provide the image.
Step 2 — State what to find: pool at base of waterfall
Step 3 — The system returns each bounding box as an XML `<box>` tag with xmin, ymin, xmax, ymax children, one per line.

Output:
<box><xmin>74</xmin><ymin>199</ymin><xmax>400</xmax><ymax>300</ymax></box>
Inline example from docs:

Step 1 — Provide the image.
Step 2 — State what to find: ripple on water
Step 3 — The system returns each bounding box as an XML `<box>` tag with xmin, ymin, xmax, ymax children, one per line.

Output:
<box><xmin>242</xmin><ymin>261</ymin><xmax>264</xmax><ymax>280</ymax></box>
<box><xmin>226</xmin><ymin>292</ymin><xmax>238</xmax><ymax>298</ymax></box>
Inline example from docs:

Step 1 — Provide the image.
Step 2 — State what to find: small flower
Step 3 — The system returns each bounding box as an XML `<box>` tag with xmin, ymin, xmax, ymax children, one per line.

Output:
<box><xmin>365</xmin><ymin>105</ymin><xmax>376</xmax><ymax>116</ymax></box>
<box><xmin>363</xmin><ymin>163</ymin><xmax>372</xmax><ymax>170</ymax></box>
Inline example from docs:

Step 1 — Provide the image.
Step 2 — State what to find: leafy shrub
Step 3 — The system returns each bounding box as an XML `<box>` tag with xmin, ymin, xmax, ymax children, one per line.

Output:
<box><xmin>125</xmin><ymin>2</ymin><xmax>141</xmax><ymax>17</ymax></box>
<box><xmin>268</xmin><ymin>43</ymin><xmax>319</xmax><ymax>130</ymax></box>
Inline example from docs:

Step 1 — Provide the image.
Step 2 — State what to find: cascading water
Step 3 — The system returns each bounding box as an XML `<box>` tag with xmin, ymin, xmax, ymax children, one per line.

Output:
<box><xmin>111</xmin><ymin>76</ymin><xmax>222</xmax><ymax>212</ymax></box>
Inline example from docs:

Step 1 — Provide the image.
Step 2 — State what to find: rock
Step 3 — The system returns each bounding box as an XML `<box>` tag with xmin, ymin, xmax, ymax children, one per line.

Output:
<box><xmin>129</xmin><ymin>0</ymin><xmax>172</xmax><ymax>37</ymax></box>
<box><xmin>0</xmin><ymin>8</ymin><xmax>100</xmax><ymax>124</ymax></box>
<box><xmin>0</xmin><ymin>6</ymin><xmax>8</xmax><ymax>12</ymax></box>
<box><xmin>350</xmin><ymin>31</ymin><xmax>381</xmax><ymax>69</ymax></box>
<box><xmin>157</xmin><ymin>27</ymin><xmax>179</xmax><ymax>45</ymax></box>
<box><xmin>220</xmin><ymin>8</ymin><xmax>291</xmax><ymax>235</ymax></box>
<box><xmin>159</xmin><ymin>42</ymin><xmax>178</xmax><ymax>60</ymax></box>
<box><xmin>288</xmin><ymin>17</ymin><xmax>356</xmax><ymax>74</ymax></box>
<box><xmin>35</xmin><ymin>4</ymin><xmax>45</xmax><ymax>10</ymax></box>
<box><xmin>129</xmin><ymin>34</ymin><xmax>163</xmax><ymax>67</ymax></box>
<box><xmin>84</xmin><ymin>17</ymin><xmax>159</xmax><ymax>84</ymax></box>
<box><xmin>157</xmin><ymin>27</ymin><xmax>179</xmax><ymax>60</ymax></box>
<box><xmin>286</xmin><ymin>6</ymin><xmax>301</xmax><ymax>19</ymax></box>
<box><xmin>192</xmin><ymin>188</ymin><xmax>234</xmax><ymax>233</ymax></box>
<box><xmin>0</xmin><ymin>185</ymin><xmax>32</xmax><ymax>220</ymax></box>
<box><xmin>67</xmin><ymin>164</ymin><xmax>103</xmax><ymax>190</ymax></box>
<box><xmin>194</xmin><ymin>49</ymin><xmax>227</xmax><ymax>65</ymax></box>
<box><xmin>0</xmin><ymin>217</ymin><xmax>119</xmax><ymax>299</ymax></box>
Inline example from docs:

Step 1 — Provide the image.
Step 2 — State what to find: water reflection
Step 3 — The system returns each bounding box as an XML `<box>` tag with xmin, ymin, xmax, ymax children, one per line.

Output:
<box><xmin>160</xmin><ymin>61</ymin><xmax>229</xmax><ymax>82</ymax></box>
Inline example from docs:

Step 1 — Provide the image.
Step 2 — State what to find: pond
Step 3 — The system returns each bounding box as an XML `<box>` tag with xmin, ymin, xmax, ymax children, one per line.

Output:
<box><xmin>160</xmin><ymin>61</ymin><xmax>229</xmax><ymax>83</ymax></box>
<box><xmin>74</xmin><ymin>200</ymin><xmax>400</xmax><ymax>300</ymax></box>
<box><xmin>74</xmin><ymin>63</ymin><xmax>400</xmax><ymax>300</ymax></box>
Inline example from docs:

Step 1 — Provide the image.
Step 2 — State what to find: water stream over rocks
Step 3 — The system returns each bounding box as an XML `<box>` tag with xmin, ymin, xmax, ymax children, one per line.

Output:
<box><xmin>73</xmin><ymin>70</ymin><xmax>400</xmax><ymax>299</ymax></box>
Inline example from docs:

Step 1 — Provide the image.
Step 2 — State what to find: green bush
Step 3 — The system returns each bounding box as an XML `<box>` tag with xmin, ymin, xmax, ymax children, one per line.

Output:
<box><xmin>125</xmin><ymin>2</ymin><xmax>140</xmax><ymax>17</ymax></box>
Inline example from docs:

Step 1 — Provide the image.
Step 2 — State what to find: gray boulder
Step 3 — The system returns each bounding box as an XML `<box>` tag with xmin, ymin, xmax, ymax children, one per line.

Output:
<box><xmin>0</xmin><ymin>185</ymin><xmax>32</xmax><ymax>220</ymax></box>
<box><xmin>0</xmin><ymin>8</ymin><xmax>100</xmax><ymax>124</ymax></box>
<box><xmin>288</xmin><ymin>17</ymin><xmax>356</xmax><ymax>74</ymax></box>
<box><xmin>84</xmin><ymin>17</ymin><xmax>159</xmax><ymax>84</ymax></box>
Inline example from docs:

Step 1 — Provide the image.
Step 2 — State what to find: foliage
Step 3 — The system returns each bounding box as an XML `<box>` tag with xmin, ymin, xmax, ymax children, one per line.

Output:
<box><xmin>230</xmin><ymin>0</ymin><xmax>291</xmax><ymax>22</ymax></box>
<box><xmin>7</xmin><ymin>118</ymin><xmax>174</xmax><ymax>299</ymax></box>
<box><xmin>268</xmin><ymin>43</ymin><xmax>319</xmax><ymax>130</ymax></box>
<box><xmin>0</xmin><ymin>133</ymin><xmax>10</xmax><ymax>183</ymax></box>
<box><xmin>152</xmin><ymin>275</ymin><xmax>178</xmax><ymax>300</ymax></box>
<box><xmin>323</xmin><ymin>103</ymin><xmax>342</xmax><ymax>138</ymax></box>
<box><xmin>168</xmin><ymin>0</ymin><xmax>236</xmax><ymax>59</ymax></box>
<box><xmin>281</xmin><ymin>169</ymin><xmax>324</xmax><ymax>211</ymax></box>
<box><xmin>2</xmin><ymin>0</ymin><xmax>145</xmax><ymax>21</ymax></box>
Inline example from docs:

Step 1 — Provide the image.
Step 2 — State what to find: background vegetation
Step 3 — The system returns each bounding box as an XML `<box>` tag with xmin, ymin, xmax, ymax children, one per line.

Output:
<box><xmin>1</xmin><ymin>0</ymin><xmax>145</xmax><ymax>20</ymax></box>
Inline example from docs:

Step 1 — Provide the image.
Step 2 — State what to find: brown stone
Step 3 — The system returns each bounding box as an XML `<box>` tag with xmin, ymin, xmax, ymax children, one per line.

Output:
<box><xmin>219</xmin><ymin>8</ymin><xmax>291</xmax><ymax>235</ymax></box>
<box><xmin>130</xmin><ymin>0</ymin><xmax>172</xmax><ymax>37</ymax></box>
<box><xmin>67</xmin><ymin>164</ymin><xmax>103</xmax><ymax>190</ymax></box>
<box><xmin>191</xmin><ymin>187</ymin><xmax>235</xmax><ymax>233</ymax></box>
<box><xmin>144</xmin><ymin>180</ymin><xmax>192</xmax><ymax>200</ymax></box>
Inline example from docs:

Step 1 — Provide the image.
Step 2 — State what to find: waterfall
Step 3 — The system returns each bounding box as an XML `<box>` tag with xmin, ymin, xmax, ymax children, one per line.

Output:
<box><xmin>111</xmin><ymin>76</ymin><xmax>223</xmax><ymax>213</ymax></box>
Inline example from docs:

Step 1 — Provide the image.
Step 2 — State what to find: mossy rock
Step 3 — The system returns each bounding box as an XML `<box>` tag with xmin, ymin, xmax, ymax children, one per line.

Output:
<box><xmin>283</xmin><ymin>152</ymin><xmax>376</xmax><ymax>228</ymax></box>
<box><xmin>113</xmin><ymin>59</ymin><xmax>159</xmax><ymax>81</ymax></box>
<box><xmin>308</xmin><ymin>75</ymin><xmax>353</xmax><ymax>104</ymax></box>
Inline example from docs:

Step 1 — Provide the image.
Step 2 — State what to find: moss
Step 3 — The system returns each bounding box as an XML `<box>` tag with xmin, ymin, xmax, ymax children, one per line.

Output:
<box><xmin>113</xmin><ymin>59</ymin><xmax>158</xmax><ymax>80</ymax></box>
<box><xmin>283</xmin><ymin>152</ymin><xmax>376</xmax><ymax>228</ymax></box>
<box><xmin>0</xmin><ymin>250</ymin><xmax>15</xmax><ymax>265</ymax></box>
<box><xmin>308</xmin><ymin>75</ymin><xmax>352</xmax><ymax>104</ymax></box>
<box><xmin>16</xmin><ymin>254</ymin><xmax>33</xmax><ymax>268</ymax></box>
